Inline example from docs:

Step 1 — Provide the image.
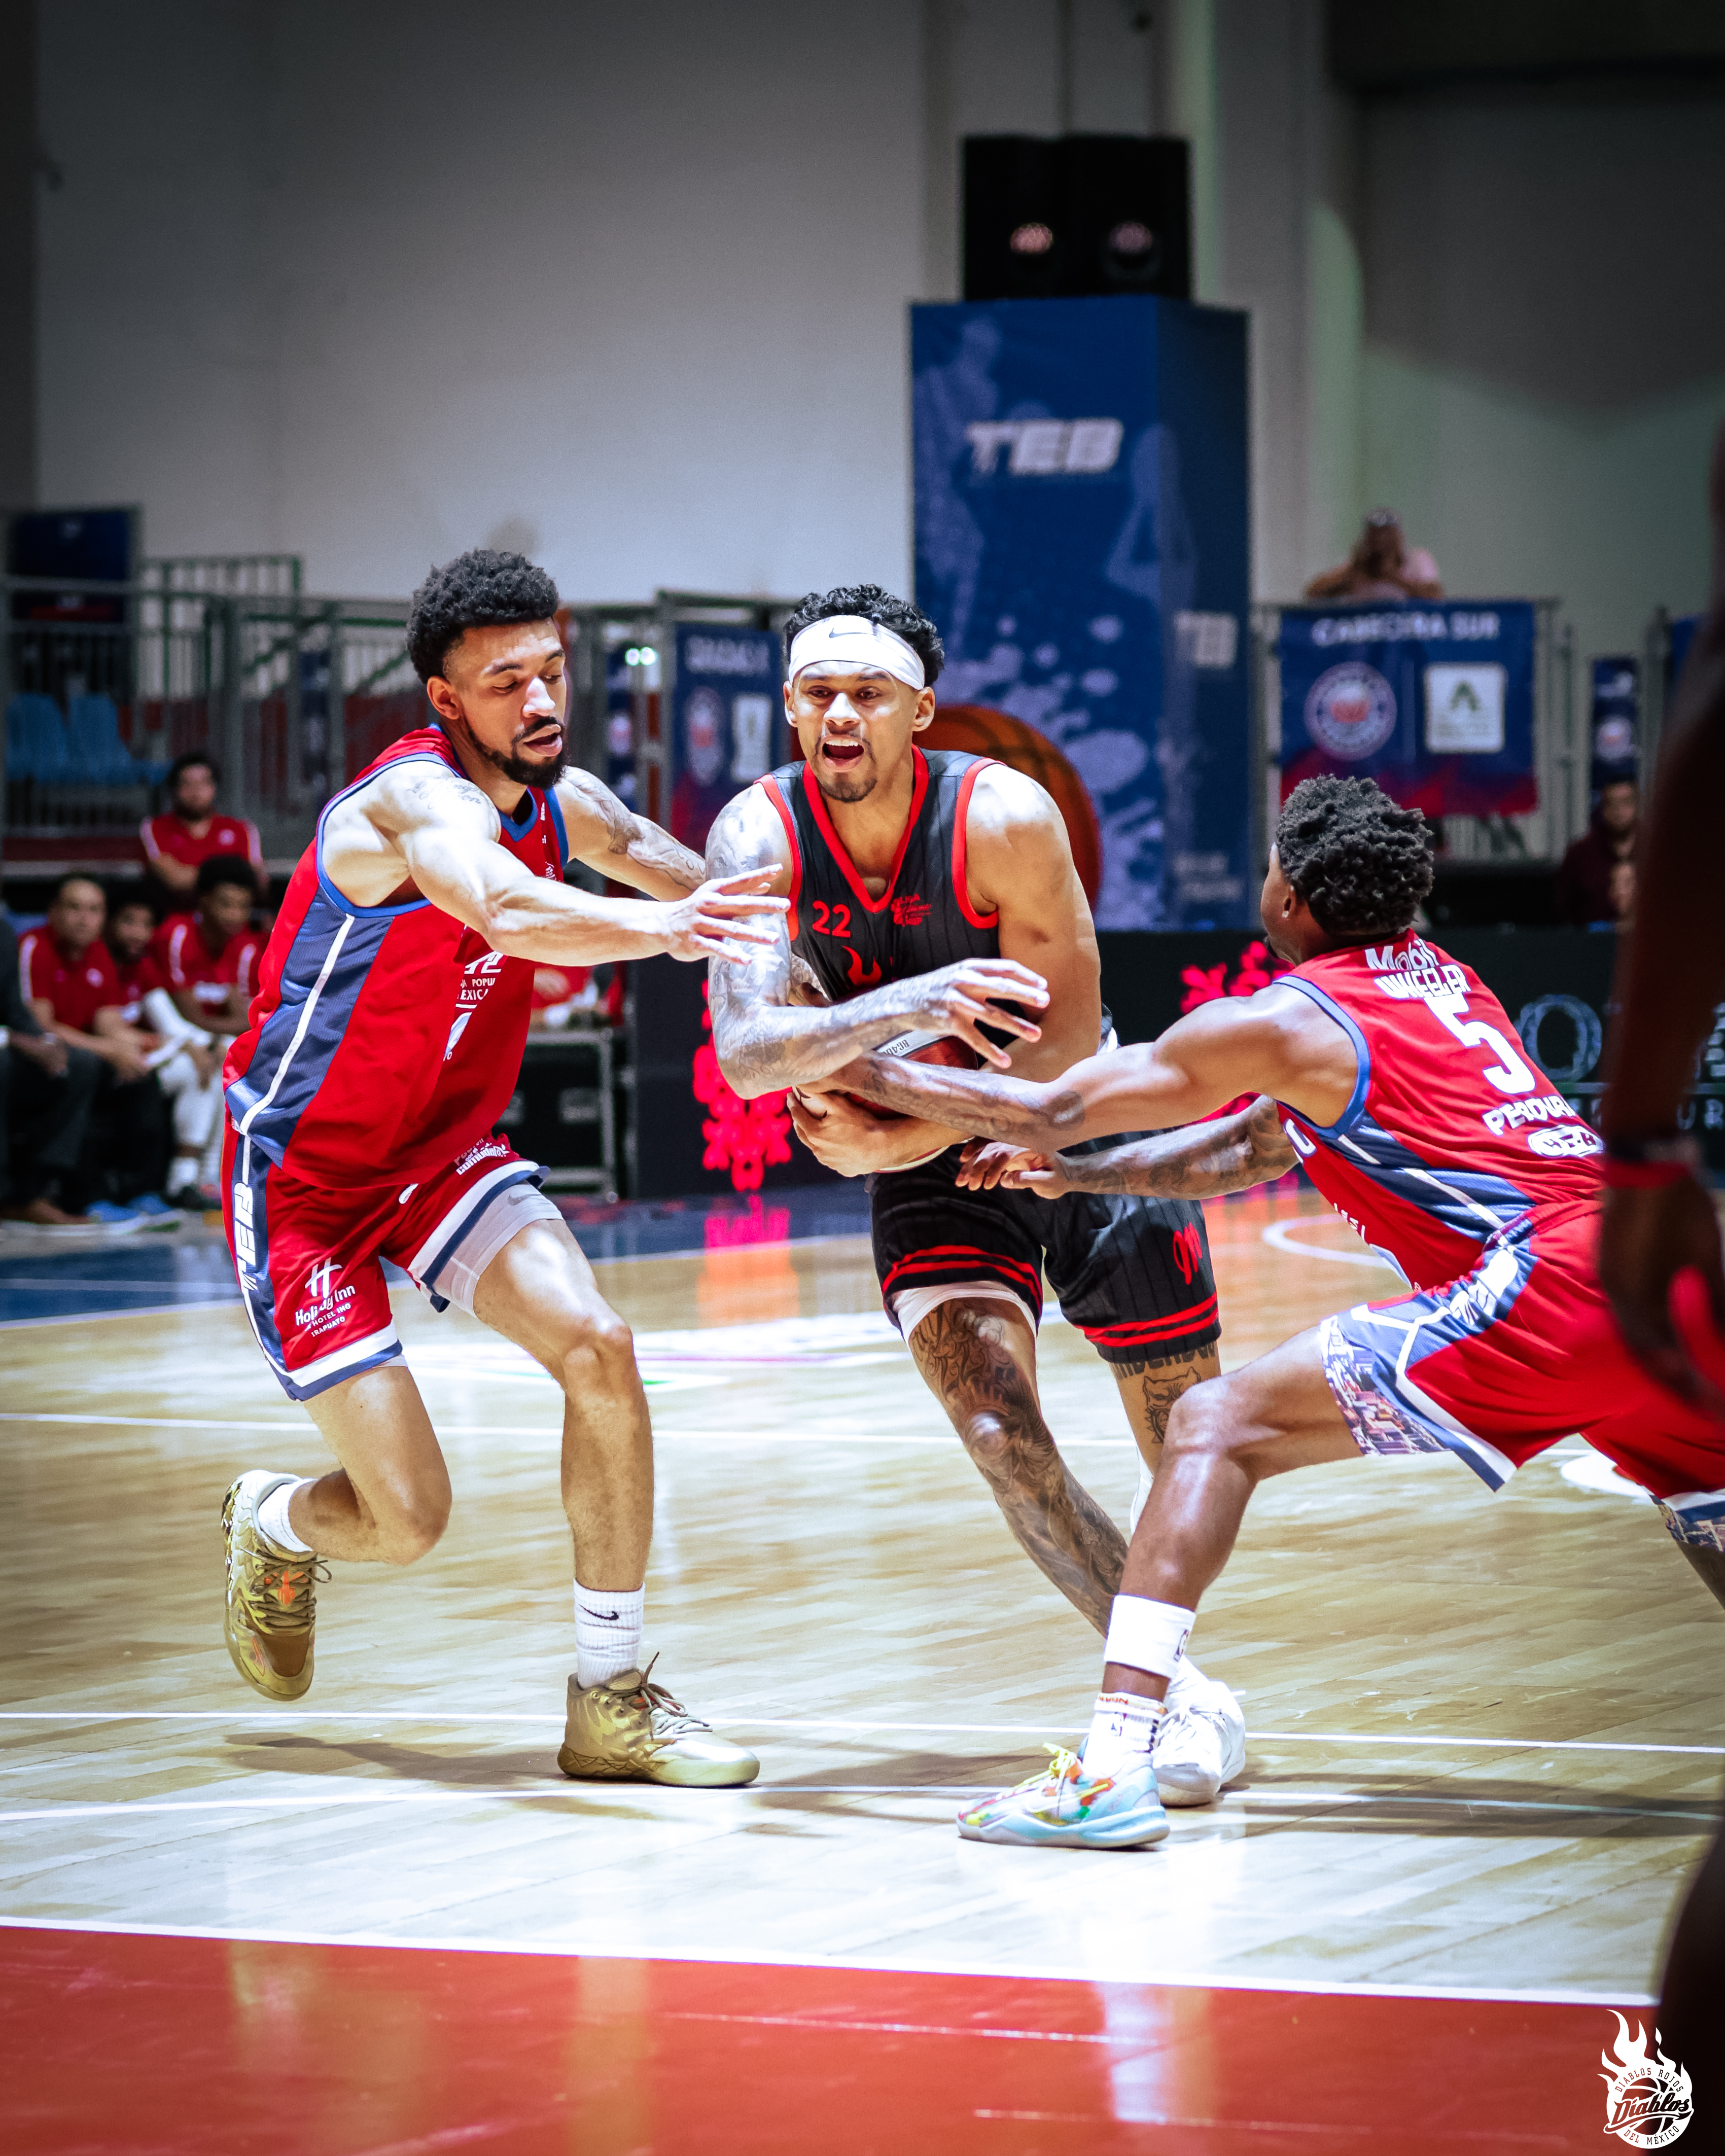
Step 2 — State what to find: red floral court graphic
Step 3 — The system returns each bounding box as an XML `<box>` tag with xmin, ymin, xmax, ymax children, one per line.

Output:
<box><xmin>692</xmin><ymin>983</ymin><xmax>794</xmax><ymax>1193</ymax></box>
<box><xmin>1179</xmin><ymin>939</ymin><xmax>1294</xmax><ymax>1121</ymax></box>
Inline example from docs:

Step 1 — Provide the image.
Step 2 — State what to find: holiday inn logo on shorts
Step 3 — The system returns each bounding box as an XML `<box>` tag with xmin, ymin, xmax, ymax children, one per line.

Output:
<box><xmin>1601</xmin><ymin>2013</ymin><xmax>1693</xmax><ymax>2147</ymax></box>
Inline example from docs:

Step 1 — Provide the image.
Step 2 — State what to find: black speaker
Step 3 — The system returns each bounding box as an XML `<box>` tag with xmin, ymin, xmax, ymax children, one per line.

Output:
<box><xmin>962</xmin><ymin>135</ymin><xmax>1191</xmax><ymax>303</ymax></box>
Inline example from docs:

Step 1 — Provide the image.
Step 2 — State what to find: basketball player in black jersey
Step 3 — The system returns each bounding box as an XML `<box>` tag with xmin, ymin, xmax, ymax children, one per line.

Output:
<box><xmin>706</xmin><ymin>584</ymin><xmax>1245</xmax><ymax>1803</ymax></box>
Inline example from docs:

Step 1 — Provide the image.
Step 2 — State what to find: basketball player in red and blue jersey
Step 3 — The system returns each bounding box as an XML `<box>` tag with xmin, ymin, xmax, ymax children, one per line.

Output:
<box><xmin>705</xmin><ymin>585</ymin><xmax>1247</xmax><ymax>1805</ymax></box>
<box><xmin>220</xmin><ymin>549</ymin><xmax>785</xmax><ymax>1787</ymax></box>
<box><xmin>835</xmin><ymin>772</ymin><xmax>1725</xmax><ymax>1847</ymax></box>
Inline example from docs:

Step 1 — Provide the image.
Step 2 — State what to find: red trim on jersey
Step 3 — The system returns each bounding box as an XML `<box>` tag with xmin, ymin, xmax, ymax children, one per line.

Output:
<box><xmin>881</xmin><ymin>1245</ymin><xmax>1044</xmax><ymax>1303</ymax></box>
<box><xmin>758</xmin><ymin>776</ymin><xmax>802</xmax><ymax>943</ymax></box>
<box><xmin>1080</xmin><ymin>1296</ymin><xmax>1219</xmax><ymax>1348</ymax></box>
<box><xmin>951</xmin><ymin>759</ymin><xmax>1001</xmax><ymax>931</ymax></box>
<box><xmin>799</xmin><ymin>749</ymin><xmax>930</xmax><ymax>916</ymax></box>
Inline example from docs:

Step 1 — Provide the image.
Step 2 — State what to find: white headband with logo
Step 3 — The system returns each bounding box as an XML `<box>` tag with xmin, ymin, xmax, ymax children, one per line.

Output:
<box><xmin>786</xmin><ymin>615</ymin><xmax>926</xmax><ymax>692</ymax></box>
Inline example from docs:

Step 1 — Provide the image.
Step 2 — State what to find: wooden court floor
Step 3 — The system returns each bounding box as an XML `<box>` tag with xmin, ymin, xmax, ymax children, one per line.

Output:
<box><xmin>2</xmin><ymin>1185</ymin><xmax>1719</xmax><ymax>2152</ymax></box>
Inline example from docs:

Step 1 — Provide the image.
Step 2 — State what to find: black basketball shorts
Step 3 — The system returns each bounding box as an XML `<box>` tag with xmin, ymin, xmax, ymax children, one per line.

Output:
<box><xmin>867</xmin><ymin>1138</ymin><xmax>1220</xmax><ymax>1366</ymax></box>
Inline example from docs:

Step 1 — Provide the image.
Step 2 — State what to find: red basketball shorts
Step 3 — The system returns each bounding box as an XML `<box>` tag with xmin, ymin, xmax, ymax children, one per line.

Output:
<box><xmin>222</xmin><ymin>1126</ymin><xmax>559</xmax><ymax>1401</ymax></box>
<box><xmin>1318</xmin><ymin>1199</ymin><xmax>1725</xmax><ymax>1550</ymax></box>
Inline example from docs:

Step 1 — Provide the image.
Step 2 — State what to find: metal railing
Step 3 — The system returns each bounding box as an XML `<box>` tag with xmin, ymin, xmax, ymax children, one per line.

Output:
<box><xmin>3</xmin><ymin>575</ymin><xmax>425</xmax><ymax>867</ymax></box>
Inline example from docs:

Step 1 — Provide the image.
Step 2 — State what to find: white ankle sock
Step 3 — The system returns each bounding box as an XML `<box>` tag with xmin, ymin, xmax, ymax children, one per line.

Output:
<box><xmin>1082</xmin><ymin>1691</ymin><xmax>1164</xmax><ymax>1780</ymax></box>
<box><xmin>575</xmin><ymin>1583</ymin><xmax>645</xmax><ymax>1688</ymax></box>
<box><xmin>256</xmin><ymin>1477</ymin><xmax>316</xmax><ymax>1555</ymax></box>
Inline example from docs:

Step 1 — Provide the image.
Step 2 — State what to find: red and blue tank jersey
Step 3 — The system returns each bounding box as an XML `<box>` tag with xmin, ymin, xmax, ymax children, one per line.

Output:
<box><xmin>1275</xmin><ymin>933</ymin><xmax>1602</xmax><ymax>1290</ymax></box>
<box><xmin>223</xmin><ymin>727</ymin><xmax>568</xmax><ymax>1189</ymax></box>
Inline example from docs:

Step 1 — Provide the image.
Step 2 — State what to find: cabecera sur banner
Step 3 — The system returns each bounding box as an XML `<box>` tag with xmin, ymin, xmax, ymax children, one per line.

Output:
<box><xmin>1277</xmin><ymin>603</ymin><xmax>1538</xmax><ymax>817</ymax></box>
<box><xmin>911</xmin><ymin>296</ymin><xmax>1252</xmax><ymax>929</ymax></box>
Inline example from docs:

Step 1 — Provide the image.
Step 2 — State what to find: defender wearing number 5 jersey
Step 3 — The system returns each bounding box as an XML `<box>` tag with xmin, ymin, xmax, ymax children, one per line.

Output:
<box><xmin>832</xmin><ymin>775</ymin><xmax>1725</xmax><ymax>1850</ymax></box>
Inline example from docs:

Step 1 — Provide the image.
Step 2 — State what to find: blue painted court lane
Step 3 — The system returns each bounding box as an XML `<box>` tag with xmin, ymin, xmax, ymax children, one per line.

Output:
<box><xmin>0</xmin><ymin>1186</ymin><xmax>876</xmax><ymax>1326</ymax></box>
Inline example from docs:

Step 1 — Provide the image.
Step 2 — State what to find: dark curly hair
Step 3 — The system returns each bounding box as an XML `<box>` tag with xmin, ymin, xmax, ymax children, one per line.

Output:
<box><xmin>406</xmin><ymin>549</ymin><xmax>560</xmax><ymax>685</ymax></box>
<box><xmin>781</xmin><ymin>583</ymin><xmax>944</xmax><ymax>686</ymax></box>
<box><xmin>1273</xmin><ymin>774</ymin><xmax>1433</xmax><ymax>941</ymax></box>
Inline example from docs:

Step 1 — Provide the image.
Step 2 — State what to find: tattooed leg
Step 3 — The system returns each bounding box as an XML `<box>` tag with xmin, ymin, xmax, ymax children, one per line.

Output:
<box><xmin>1108</xmin><ymin>1343</ymin><xmax>1222</xmax><ymax>1477</ymax></box>
<box><xmin>909</xmin><ymin>1296</ymin><xmax>1126</xmax><ymax>1632</ymax></box>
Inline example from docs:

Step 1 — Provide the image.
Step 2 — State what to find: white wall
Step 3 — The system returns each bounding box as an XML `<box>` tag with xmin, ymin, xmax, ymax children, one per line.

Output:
<box><xmin>32</xmin><ymin>0</ymin><xmax>1725</xmax><ymax>645</ymax></box>
<box><xmin>37</xmin><ymin>0</ymin><xmax>928</xmax><ymax>603</ymax></box>
<box><xmin>1356</xmin><ymin>85</ymin><xmax>1725</xmax><ymax>658</ymax></box>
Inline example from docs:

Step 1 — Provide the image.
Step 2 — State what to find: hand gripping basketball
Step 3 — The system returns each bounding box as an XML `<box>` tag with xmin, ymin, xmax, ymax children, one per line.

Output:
<box><xmin>906</xmin><ymin>958</ymin><xmax>1047</xmax><ymax>1070</ymax></box>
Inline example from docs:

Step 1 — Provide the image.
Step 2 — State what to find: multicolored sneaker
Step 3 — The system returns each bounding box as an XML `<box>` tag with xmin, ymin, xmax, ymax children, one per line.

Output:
<box><xmin>1154</xmin><ymin>1667</ymin><xmax>1247</xmax><ymax>1807</ymax></box>
<box><xmin>558</xmin><ymin>1660</ymin><xmax>760</xmax><ymax>1787</ymax></box>
<box><xmin>221</xmin><ymin>1472</ymin><xmax>326</xmax><ymax>1702</ymax></box>
<box><xmin>957</xmin><ymin>1744</ymin><xmax>1169</xmax><ymax>1849</ymax></box>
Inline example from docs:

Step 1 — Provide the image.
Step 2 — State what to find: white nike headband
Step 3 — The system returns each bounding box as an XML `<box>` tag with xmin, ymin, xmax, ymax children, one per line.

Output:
<box><xmin>786</xmin><ymin>614</ymin><xmax>926</xmax><ymax>692</ymax></box>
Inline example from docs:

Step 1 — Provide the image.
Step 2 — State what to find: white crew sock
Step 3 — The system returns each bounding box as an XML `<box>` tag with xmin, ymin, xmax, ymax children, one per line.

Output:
<box><xmin>575</xmin><ymin>1583</ymin><xmax>645</xmax><ymax>1688</ymax></box>
<box><xmin>1082</xmin><ymin>1690</ymin><xmax>1164</xmax><ymax>1780</ymax></box>
<box><xmin>1129</xmin><ymin>1457</ymin><xmax>1154</xmax><ymax>1533</ymax></box>
<box><xmin>256</xmin><ymin>1477</ymin><xmax>318</xmax><ymax>1556</ymax></box>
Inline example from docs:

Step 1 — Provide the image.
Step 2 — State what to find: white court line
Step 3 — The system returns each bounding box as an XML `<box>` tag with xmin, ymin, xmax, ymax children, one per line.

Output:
<box><xmin>0</xmin><ymin>1914</ymin><xmax>1651</xmax><ymax>2009</ymax></box>
<box><xmin>1260</xmin><ymin>1219</ymin><xmax>1393</xmax><ymax>1269</ymax></box>
<box><xmin>0</xmin><ymin>1786</ymin><xmax>1712</xmax><ymax>1826</ymax></box>
<box><xmin>0</xmin><ymin>1711</ymin><xmax>1718</xmax><ymax>1757</ymax></box>
<box><xmin>0</xmin><ymin>1411</ymin><xmax>1128</xmax><ymax>1448</ymax></box>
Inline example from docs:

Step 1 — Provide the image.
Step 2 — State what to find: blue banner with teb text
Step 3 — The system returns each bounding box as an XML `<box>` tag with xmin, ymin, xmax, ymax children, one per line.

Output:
<box><xmin>1276</xmin><ymin>603</ymin><xmax>1538</xmax><ymax>817</ymax></box>
<box><xmin>670</xmin><ymin>625</ymin><xmax>785</xmax><ymax>856</ymax></box>
<box><xmin>911</xmin><ymin>296</ymin><xmax>1252</xmax><ymax>928</ymax></box>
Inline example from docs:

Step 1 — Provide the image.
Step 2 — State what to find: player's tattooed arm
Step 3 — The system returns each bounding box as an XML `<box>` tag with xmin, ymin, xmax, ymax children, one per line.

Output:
<box><xmin>326</xmin><ymin>757</ymin><xmax>783</xmax><ymax>964</ymax></box>
<box><xmin>703</xmin><ymin>790</ymin><xmax>1051</xmax><ymax>1097</ymax></box>
<box><xmin>999</xmin><ymin>1095</ymin><xmax>1299</xmax><ymax>1201</ymax></box>
<box><xmin>836</xmin><ymin>981</ymin><xmax>1358</xmax><ymax>1146</ymax></box>
<box><xmin>554</xmin><ymin>768</ymin><xmax>707</xmax><ymax>899</ymax></box>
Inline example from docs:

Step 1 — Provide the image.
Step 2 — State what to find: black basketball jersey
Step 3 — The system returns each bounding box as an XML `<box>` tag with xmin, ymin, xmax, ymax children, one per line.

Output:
<box><xmin>757</xmin><ymin>749</ymin><xmax>1000</xmax><ymax>1001</ymax></box>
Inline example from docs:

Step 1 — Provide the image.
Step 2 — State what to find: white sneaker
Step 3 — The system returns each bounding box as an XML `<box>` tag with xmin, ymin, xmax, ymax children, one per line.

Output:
<box><xmin>1153</xmin><ymin>1664</ymin><xmax>1246</xmax><ymax>1807</ymax></box>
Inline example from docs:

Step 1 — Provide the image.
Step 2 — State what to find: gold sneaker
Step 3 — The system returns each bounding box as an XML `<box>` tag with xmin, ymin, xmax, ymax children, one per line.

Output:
<box><xmin>558</xmin><ymin>1660</ymin><xmax>759</xmax><ymax>1787</ymax></box>
<box><xmin>222</xmin><ymin>1471</ymin><xmax>326</xmax><ymax>1702</ymax></box>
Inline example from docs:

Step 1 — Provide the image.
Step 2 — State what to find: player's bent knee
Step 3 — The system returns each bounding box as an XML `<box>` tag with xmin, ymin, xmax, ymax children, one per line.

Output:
<box><xmin>1164</xmin><ymin>1373</ymin><xmax>1264</xmax><ymax>1467</ymax></box>
<box><xmin>374</xmin><ymin>1494</ymin><xmax>450</xmax><ymax>1566</ymax></box>
<box><xmin>554</xmin><ymin>1311</ymin><xmax>637</xmax><ymax>1393</ymax></box>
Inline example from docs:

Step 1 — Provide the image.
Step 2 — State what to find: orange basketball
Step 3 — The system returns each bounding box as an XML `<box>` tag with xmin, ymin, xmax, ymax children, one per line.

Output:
<box><xmin>921</xmin><ymin>704</ymin><xmax>1102</xmax><ymax>907</ymax></box>
<box><xmin>840</xmin><ymin>1030</ymin><xmax>982</xmax><ymax>1121</ymax></box>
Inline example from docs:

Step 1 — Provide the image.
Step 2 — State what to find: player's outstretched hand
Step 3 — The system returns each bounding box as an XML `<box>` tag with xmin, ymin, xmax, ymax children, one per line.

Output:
<box><xmin>661</xmin><ymin>870</ymin><xmax>788</xmax><ymax>965</ymax></box>
<box><xmin>1599</xmin><ymin>1176</ymin><xmax>1725</xmax><ymax>1420</ymax></box>
<box><xmin>909</xmin><ymin>959</ymin><xmax>1047</xmax><ymax>1069</ymax></box>
<box><xmin>956</xmin><ymin>1140</ymin><xmax>1072</xmax><ymax>1198</ymax></box>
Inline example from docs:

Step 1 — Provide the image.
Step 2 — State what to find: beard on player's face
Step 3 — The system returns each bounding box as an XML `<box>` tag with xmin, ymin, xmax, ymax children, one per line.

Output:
<box><xmin>452</xmin><ymin>704</ymin><xmax>570</xmax><ymax>789</ymax></box>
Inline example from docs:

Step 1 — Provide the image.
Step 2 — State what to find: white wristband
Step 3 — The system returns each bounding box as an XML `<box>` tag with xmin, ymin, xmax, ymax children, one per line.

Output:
<box><xmin>1104</xmin><ymin>1595</ymin><xmax>1194</xmax><ymax>1679</ymax></box>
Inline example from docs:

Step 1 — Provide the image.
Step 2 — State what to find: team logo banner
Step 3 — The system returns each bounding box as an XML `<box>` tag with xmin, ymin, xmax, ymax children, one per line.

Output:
<box><xmin>1276</xmin><ymin>603</ymin><xmax>1538</xmax><ymax>817</ymax></box>
<box><xmin>911</xmin><ymin>296</ymin><xmax>1253</xmax><ymax>929</ymax></box>
<box><xmin>671</xmin><ymin>625</ymin><xmax>785</xmax><ymax>854</ymax></box>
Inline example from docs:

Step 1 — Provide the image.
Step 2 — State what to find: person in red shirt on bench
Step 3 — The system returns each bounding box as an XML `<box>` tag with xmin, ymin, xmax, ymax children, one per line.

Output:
<box><xmin>20</xmin><ymin>877</ymin><xmax>154</xmax><ymax>1084</ymax></box>
<box><xmin>151</xmin><ymin>858</ymin><xmax>264</xmax><ymax>1200</ymax></box>
<box><xmin>141</xmin><ymin>753</ymin><xmax>266</xmax><ymax>904</ymax></box>
<box><xmin>20</xmin><ymin>876</ymin><xmax>170</xmax><ymax>1216</ymax></box>
<box><xmin>109</xmin><ymin>891</ymin><xmax>227</xmax><ymax>1205</ymax></box>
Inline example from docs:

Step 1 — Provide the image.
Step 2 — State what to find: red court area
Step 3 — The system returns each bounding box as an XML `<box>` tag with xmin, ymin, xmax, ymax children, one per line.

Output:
<box><xmin>4</xmin><ymin>1926</ymin><xmax>1629</xmax><ymax>2153</ymax></box>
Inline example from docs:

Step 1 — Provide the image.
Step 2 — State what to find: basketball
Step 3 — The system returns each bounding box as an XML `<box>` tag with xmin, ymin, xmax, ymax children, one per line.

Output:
<box><xmin>921</xmin><ymin>704</ymin><xmax>1103</xmax><ymax>907</ymax></box>
<box><xmin>838</xmin><ymin>1030</ymin><xmax>981</xmax><ymax>1121</ymax></box>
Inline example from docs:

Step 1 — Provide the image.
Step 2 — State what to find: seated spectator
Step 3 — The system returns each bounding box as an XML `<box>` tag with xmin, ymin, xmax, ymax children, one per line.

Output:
<box><xmin>149</xmin><ymin>859</ymin><xmax>264</xmax><ymax>1201</ymax></box>
<box><xmin>108</xmin><ymin>892</ymin><xmax>223</xmax><ymax>1205</ymax></box>
<box><xmin>1555</xmin><ymin>777</ymin><xmax>1638</xmax><ymax>926</ymax></box>
<box><xmin>105</xmin><ymin>895</ymin><xmax>163</xmax><ymax>1026</ymax></box>
<box><xmin>1607</xmin><ymin>855</ymin><xmax>1636</xmax><ymax>930</ymax></box>
<box><xmin>1</xmin><ymin>913</ymin><xmax>99</xmax><ymax>1225</ymax></box>
<box><xmin>18</xmin><ymin>876</ymin><xmax>168</xmax><ymax>1213</ymax></box>
<box><xmin>142</xmin><ymin>752</ymin><xmax>266</xmax><ymax>906</ymax></box>
<box><xmin>1305</xmin><ymin>509</ymin><xmax>1444</xmax><ymax>603</ymax></box>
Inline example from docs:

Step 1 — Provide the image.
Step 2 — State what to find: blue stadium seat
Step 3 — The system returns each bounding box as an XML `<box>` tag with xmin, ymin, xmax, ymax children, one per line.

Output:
<box><xmin>66</xmin><ymin>695</ymin><xmax>167</xmax><ymax>786</ymax></box>
<box><xmin>5</xmin><ymin>695</ymin><xmax>72</xmax><ymax>784</ymax></box>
